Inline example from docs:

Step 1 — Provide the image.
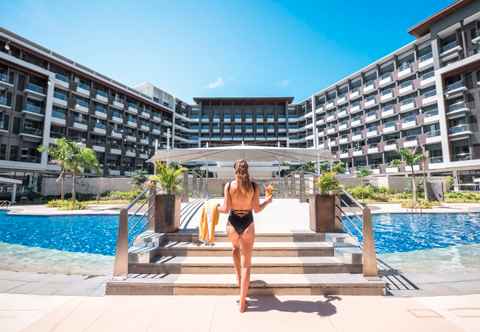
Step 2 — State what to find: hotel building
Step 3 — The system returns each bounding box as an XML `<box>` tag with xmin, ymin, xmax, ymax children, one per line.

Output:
<box><xmin>1</xmin><ymin>0</ymin><xmax>480</xmax><ymax>189</ymax></box>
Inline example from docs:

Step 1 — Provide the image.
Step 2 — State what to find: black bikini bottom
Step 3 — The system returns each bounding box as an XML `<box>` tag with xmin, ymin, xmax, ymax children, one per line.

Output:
<box><xmin>228</xmin><ymin>210</ymin><xmax>254</xmax><ymax>235</ymax></box>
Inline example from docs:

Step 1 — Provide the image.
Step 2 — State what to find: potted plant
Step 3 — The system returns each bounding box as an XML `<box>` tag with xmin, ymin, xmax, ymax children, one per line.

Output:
<box><xmin>149</xmin><ymin>161</ymin><xmax>186</xmax><ymax>233</ymax></box>
<box><xmin>310</xmin><ymin>171</ymin><xmax>342</xmax><ymax>233</ymax></box>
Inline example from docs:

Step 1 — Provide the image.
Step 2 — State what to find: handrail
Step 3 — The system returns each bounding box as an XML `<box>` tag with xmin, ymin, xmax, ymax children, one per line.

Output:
<box><xmin>0</xmin><ymin>200</ymin><xmax>11</xmax><ymax>208</ymax></box>
<box><xmin>337</xmin><ymin>190</ymin><xmax>378</xmax><ymax>277</ymax></box>
<box><xmin>113</xmin><ymin>185</ymin><xmax>154</xmax><ymax>279</ymax></box>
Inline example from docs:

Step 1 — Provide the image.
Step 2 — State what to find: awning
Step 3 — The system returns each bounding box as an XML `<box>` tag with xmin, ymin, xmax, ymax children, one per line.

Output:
<box><xmin>148</xmin><ymin>145</ymin><xmax>335</xmax><ymax>163</ymax></box>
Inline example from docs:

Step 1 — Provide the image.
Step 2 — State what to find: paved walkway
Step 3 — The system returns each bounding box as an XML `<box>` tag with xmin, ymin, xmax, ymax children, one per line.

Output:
<box><xmin>2</xmin><ymin>293</ymin><xmax>479</xmax><ymax>332</ymax></box>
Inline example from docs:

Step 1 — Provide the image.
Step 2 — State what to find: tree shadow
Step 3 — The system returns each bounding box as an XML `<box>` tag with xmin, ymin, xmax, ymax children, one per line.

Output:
<box><xmin>245</xmin><ymin>294</ymin><xmax>340</xmax><ymax>316</ymax></box>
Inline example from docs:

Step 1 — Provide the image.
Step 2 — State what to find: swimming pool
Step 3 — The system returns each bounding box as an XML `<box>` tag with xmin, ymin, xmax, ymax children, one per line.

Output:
<box><xmin>0</xmin><ymin>210</ymin><xmax>144</xmax><ymax>256</ymax></box>
<box><xmin>344</xmin><ymin>212</ymin><xmax>480</xmax><ymax>254</ymax></box>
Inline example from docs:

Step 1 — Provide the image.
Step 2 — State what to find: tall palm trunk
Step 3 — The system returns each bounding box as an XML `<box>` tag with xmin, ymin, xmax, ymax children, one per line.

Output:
<box><xmin>60</xmin><ymin>174</ymin><xmax>65</xmax><ymax>200</ymax></box>
<box><xmin>72</xmin><ymin>173</ymin><xmax>76</xmax><ymax>201</ymax></box>
<box><xmin>411</xmin><ymin>166</ymin><xmax>416</xmax><ymax>208</ymax></box>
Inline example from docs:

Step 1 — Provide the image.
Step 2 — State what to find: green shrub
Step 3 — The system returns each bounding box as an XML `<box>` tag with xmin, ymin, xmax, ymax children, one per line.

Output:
<box><xmin>106</xmin><ymin>190</ymin><xmax>141</xmax><ymax>201</ymax></box>
<box><xmin>445</xmin><ymin>191</ymin><xmax>480</xmax><ymax>203</ymax></box>
<box><xmin>347</xmin><ymin>185</ymin><xmax>390</xmax><ymax>202</ymax></box>
<box><xmin>316</xmin><ymin>172</ymin><xmax>341</xmax><ymax>194</ymax></box>
<box><xmin>47</xmin><ymin>199</ymin><xmax>86</xmax><ymax>210</ymax></box>
<box><xmin>400</xmin><ymin>200</ymin><xmax>439</xmax><ymax>209</ymax></box>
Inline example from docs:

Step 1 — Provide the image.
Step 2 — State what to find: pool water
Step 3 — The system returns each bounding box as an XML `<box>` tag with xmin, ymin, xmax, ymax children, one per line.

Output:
<box><xmin>344</xmin><ymin>212</ymin><xmax>480</xmax><ymax>254</ymax></box>
<box><xmin>0</xmin><ymin>211</ymin><xmax>143</xmax><ymax>256</ymax></box>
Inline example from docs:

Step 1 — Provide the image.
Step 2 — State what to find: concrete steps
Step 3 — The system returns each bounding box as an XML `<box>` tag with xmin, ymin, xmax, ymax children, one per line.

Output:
<box><xmin>106</xmin><ymin>231</ymin><xmax>385</xmax><ymax>296</ymax></box>
<box><xmin>106</xmin><ymin>273</ymin><xmax>385</xmax><ymax>296</ymax></box>
<box><xmin>129</xmin><ymin>256</ymin><xmax>363</xmax><ymax>274</ymax></box>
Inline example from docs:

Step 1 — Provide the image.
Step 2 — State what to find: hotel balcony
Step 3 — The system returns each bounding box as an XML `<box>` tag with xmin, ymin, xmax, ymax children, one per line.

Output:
<box><xmin>403</xmin><ymin>136</ymin><xmax>418</xmax><ymax>148</ymax></box>
<box><xmin>351</xmin><ymin>118</ymin><xmax>362</xmax><ymax>127</ymax></box>
<box><xmin>421</xmin><ymin>92</ymin><xmax>437</xmax><ymax>106</ymax></box>
<box><xmin>397</xmin><ymin>65</ymin><xmax>412</xmax><ymax>79</ymax></box>
<box><xmin>112</xmin><ymin>99</ymin><xmax>124</xmax><ymax>109</ymax></box>
<box><xmin>139</xmin><ymin>152</ymin><xmax>149</xmax><ymax>159</ymax></box>
<box><xmin>352</xmin><ymin>148</ymin><xmax>363</xmax><ymax>157</ymax></box>
<box><xmin>112</xmin><ymin>115</ymin><xmax>123</xmax><ymax>124</ymax></box>
<box><xmin>329</xmin><ymin>139</ymin><xmax>337</xmax><ymax>147</ymax></box>
<box><xmin>315</xmin><ymin>105</ymin><xmax>324</xmax><ymax>114</ymax></box>
<box><xmin>127</xmin><ymin>105</ymin><xmax>139</xmax><ymax>114</ymax></box>
<box><xmin>278</xmin><ymin>117</ymin><xmax>286</xmax><ymax>122</ymax></box>
<box><xmin>401</xmin><ymin>116</ymin><xmax>417</xmax><ymax>129</ymax></box>
<box><xmin>364</xmin><ymin>98</ymin><xmax>376</xmax><ymax>109</ymax></box>
<box><xmin>51</xmin><ymin>111</ymin><xmax>66</xmax><ymax>126</ymax></box>
<box><xmin>152</xmin><ymin>128</ymin><xmax>161</xmax><ymax>135</ymax></box>
<box><xmin>93</xmin><ymin>126</ymin><xmax>106</xmax><ymax>135</ymax></box>
<box><xmin>126</xmin><ymin>135</ymin><xmax>136</xmax><ymax>142</ymax></box>
<box><xmin>337</xmin><ymin>109</ymin><xmax>348</xmax><ymax>118</ymax></box>
<box><xmin>140</xmin><ymin>124</ymin><xmax>150</xmax><ymax>132</ymax></box>
<box><xmin>326</xmin><ymin>127</ymin><xmax>336</xmax><ymax>134</ymax></box>
<box><xmin>440</xmin><ymin>40</ymin><xmax>462</xmax><ymax>57</ymax></box>
<box><xmin>386</xmin><ymin>166</ymin><xmax>399</xmax><ymax>173</ymax></box>
<box><xmin>363</xmin><ymin>82</ymin><xmax>375</xmax><ymax>94</ymax></box>
<box><xmin>110</xmin><ymin>148</ymin><xmax>122</xmax><ymax>155</ymax></box>
<box><xmin>53</xmin><ymin>75</ymin><xmax>69</xmax><ymax>89</ymax></box>
<box><xmin>379</xmin><ymin>73</ymin><xmax>393</xmax><ymax>86</ymax></box>
<box><xmin>125</xmin><ymin>150</ymin><xmax>136</xmax><ymax>157</ymax></box>
<box><xmin>75</xmin><ymin>103</ymin><xmax>89</xmax><ymax>114</ymax></box>
<box><xmin>425</xmin><ymin>130</ymin><xmax>442</xmax><ymax>144</ymax></box>
<box><xmin>140</xmin><ymin>111</ymin><xmax>151</xmax><ymax>119</ymax></box>
<box><xmin>326</xmin><ymin>101</ymin><xmax>335</xmax><ymax>110</ymax></box>
<box><xmin>245</xmin><ymin>117</ymin><xmax>253</xmax><ymax>123</ymax></box>
<box><xmin>398</xmin><ymin>82</ymin><xmax>414</xmax><ymax>95</ymax></box>
<box><xmin>400</xmin><ymin>99</ymin><xmax>415</xmax><ymax>112</ymax></box>
<box><xmin>352</xmin><ymin>133</ymin><xmax>363</xmax><ymax>141</ymax></box>
<box><xmin>94</xmin><ymin>109</ymin><xmax>107</xmax><ymax>119</ymax></box>
<box><xmin>367</xmin><ymin>145</ymin><xmax>379</xmax><ymax>154</ymax></box>
<box><xmin>162</xmin><ymin>119</ymin><xmax>172</xmax><ymax>126</ymax></box>
<box><xmin>25</xmin><ymin>83</ymin><xmax>46</xmax><ymax>96</ymax></box>
<box><xmin>381</xmin><ymin>107</ymin><xmax>395</xmax><ymax>118</ymax></box>
<box><xmin>418</xmin><ymin>53</ymin><xmax>434</xmax><ymax>69</ymax></box>
<box><xmin>366</xmin><ymin>128</ymin><xmax>378</xmax><ymax>138</ymax></box>
<box><xmin>53</xmin><ymin>96</ymin><xmax>68</xmax><ymax>107</ymax></box>
<box><xmin>340</xmin><ymin>151</ymin><xmax>350</xmax><ymax>158</ymax></box>
<box><xmin>326</xmin><ymin>114</ymin><xmax>336</xmax><ymax>122</ymax></box>
<box><xmin>349</xmin><ymin>89</ymin><xmax>361</xmax><ymax>100</ymax></box>
<box><xmin>380</xmin><ymin>91</ymin><xmax>394</xmax><ymax>102</ymax></box>
<box><xmin>76</xmin><ymin>85</ymin><xmax>90</xmax><ymax>97</ymax></box>
<box><xmin>266</xmin><ymin>117</ymin><xmax>275</xmax><ymax>123</ymax></box>
<box><xmin>448</xmin><ymin>124</ymin><xmax>472</xmax><ymax>137</ymax></box>
<box><xmin>316</xmin><ymin>118</ymin><xmax>325</xmax><ymax>125</ymax></box>
<box><xmin>152</xmin><ymin>115</ymin><xmax>162</xmax><ymax>123</ymax></box>
<box><xmin>423</xmin><ymin>110</ymin><xmax>440</xmax><ymax>124</ymax></box>
<box><xmin>382</xmin><ymin>122</ymin><xmax>396</xmax><ymax>134</ymax></box>
<box><xmin>420</xmin><ymin>72</ymin><xmax>435</xmax><ymax>87</ymax></box>
<box><xmin>95</xmin><ymin>93</ymin><xmax>108</xmax><ymax>104</ymax></box>
<box><xmin>365</xmin><ymin>113</ymin><xmax>377</xmax><ymax>123</ymax></box>
<box><xmin>224</xmin><ymin>117</ymin><xmax>232</xmax><ymax>123</ymax></box>
<box><xmin>445</xmin><ymin>81</ymin><xmax>466</xmax><ymax>98</ymax></box>
<box><xmin>350</xmin><ymin>104</ymin><xmax>361</xmax><ymax>114</ymax></box>
<box><xmin>111</xmin><ymin>130</ymin><xmax>122</xmax><ymax>139</ymax></box>
<box><xmin>338</xmin><ymin>123</ymin><xmax>348</xmax><ymax>131</ymax></box>
<box><xmin>92</xmin><ymin>144</ymin><xmax>106</xmax><ymax>152</ymax></box>
<box><xmin>23</xmin><ymin>103</ymin><xmax>44</xmax><ymax>117</ymax></box>
<box><xmin>109</xmin><ymin>169</ymin><xmax>121</xmax><ymax>176</ymax></box>
<box><xmin>201</xmin><ymin>128</ymin><xmax>210</xmax><ymax>133</ymax></box>
<box><xmin>384</xmin><ymin>141</ymin><xmax>397</xmax><ymax>151</ymax></box>
<box><xmin>447</xmin><ymin>102</ymin><xmax>470</xmax><ymax>118</ymax></box>
<box><xmin>339</xmin><ymin>136</ymin><xmax>349</xmax><ymax>144</ymax></box>
<box><xmin>140</xmin><ymin>138</ymin><xmax>149</xmax><ymax>145</ymax></box>
<box><xmin>73</xmin><ymin>121</ymin><xmax>88</xmax><ymax>131</ymax></box>
<box><xmin>337</xmin><ymin>95</ymin><xmax>348</xmax><ymax>105</ymax></box>
<box><xmin>126</xmin><ymin>120</ymin><xmax>137</xmax><ymax>128</ymax></box>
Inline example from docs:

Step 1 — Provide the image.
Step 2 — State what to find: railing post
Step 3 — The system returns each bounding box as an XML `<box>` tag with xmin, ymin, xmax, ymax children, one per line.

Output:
<box><xmin>291</xmin><ymin>174</ymin><xmax>296</xmax><ymax>197</ymax></box>
<box><xmin>299</xmin><ymin>171</ymin><xmax>306</xmax><ymax>202</ymax></box>
<box><xmin>113</xmin><ymin>208</ymin><xmax>129</xmax><ymax>278</ymax></box>
<box><xmin>362</xmin><ymin>207</ymin><xmax>378</xmax><ymax>277</ymax></box>
<box><xmin>148</xmin><ymin>182</ymin><xmax>156</xmax><ymax>231</ymax></box>
<box><xmin>182</xmin><ymin>172</ymin><xmax>189</xmax><ymax>202</ymax></box>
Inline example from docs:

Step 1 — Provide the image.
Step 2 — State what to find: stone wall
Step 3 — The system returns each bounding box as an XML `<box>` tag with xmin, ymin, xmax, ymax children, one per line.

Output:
<box><xmin>41</xmin><ymin>177</ymin><xmax>134</xmax><ymax>197</ymax></box>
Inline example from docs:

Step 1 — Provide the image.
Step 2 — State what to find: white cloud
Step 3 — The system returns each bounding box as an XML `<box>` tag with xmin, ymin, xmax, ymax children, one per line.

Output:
<box><xmin>278</xmin><ymin>79</ymin><xmax>289</xmax><ymax>87</ymax></box>
<box><xmin>206</xmin><ymin>77</ymin><xmax>224</xmax><ymax>89</ymax></box>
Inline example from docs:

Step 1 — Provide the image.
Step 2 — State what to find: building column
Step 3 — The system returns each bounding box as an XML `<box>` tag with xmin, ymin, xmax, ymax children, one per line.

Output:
<box><xmin>11</xmin><ymin>184</ymin><xmax>16</xmax><ymax>204</ymax></box>
<box><xmin>432</xmin><ymin>38</ymin><xmax>451</xmax><ymax>163</ymax></box>
<box><xmin>41</xmin><ymin>74</ymin><xmax>55</xmax><ymax>168</ymax></box>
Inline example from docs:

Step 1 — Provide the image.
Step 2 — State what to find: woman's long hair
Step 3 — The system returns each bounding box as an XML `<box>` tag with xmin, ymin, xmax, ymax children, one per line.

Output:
<box><xmin>234</xmin><ymin>159</ymin><xmax>252</xmax><ymax>194</ymax></box>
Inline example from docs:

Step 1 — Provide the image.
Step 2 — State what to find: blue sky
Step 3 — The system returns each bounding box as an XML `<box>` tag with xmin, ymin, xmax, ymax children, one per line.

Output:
<box><xmin>1</xmin><ymin>0</ymin><xmax>452</xmax><ymax>103</ymax></box>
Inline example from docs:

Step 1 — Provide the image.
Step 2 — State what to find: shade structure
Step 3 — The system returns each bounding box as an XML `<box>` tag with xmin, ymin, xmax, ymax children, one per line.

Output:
<box><xmin>148</xmin><ymin>145</ymin><xmax>335</xmax><ymax>163</ymax></box>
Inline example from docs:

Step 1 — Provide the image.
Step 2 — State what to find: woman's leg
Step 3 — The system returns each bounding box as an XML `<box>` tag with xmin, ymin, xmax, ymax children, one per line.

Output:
<box><xmin>238</xmin><ymin>222</ymin><xmax>255</xmax><ymax>313</ymax></box>
<box><xmin>227</xmin><ymin>223</ymin><xmax>241</xmax><ymax>287</ymax></box>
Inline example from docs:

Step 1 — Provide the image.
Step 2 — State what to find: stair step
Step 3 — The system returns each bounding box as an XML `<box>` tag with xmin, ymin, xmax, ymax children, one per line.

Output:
<box><xmin>106</xmin><ymin>273</ymin><xmax>385</xmax><ymax>296</ymax></box>
<box><xmin>154</xmin><ymin>241</ymin><xmax>338</xmax><ymax>257</ymax></box>
<box><xmin>129</xmin><ymin>256</ymin><xmax>362</xmax><ymax>274</ymax></box>
<box><xmin>166</xmin><ymin>232</ymin><xmax>341</xmax><ymax>243</ymax></box>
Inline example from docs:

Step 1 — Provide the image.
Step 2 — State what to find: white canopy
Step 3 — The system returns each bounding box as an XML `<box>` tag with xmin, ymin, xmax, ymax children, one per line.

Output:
<box><xmin>148</xmin><ymin>145</ymin><xmax>334</xmax><ymax>163</ymax></box>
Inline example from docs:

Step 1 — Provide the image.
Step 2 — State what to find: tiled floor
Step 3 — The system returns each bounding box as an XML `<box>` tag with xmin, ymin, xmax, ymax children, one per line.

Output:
<box><xmin>2</xmin><ymin>293</ymin><xmax>478</xmax><ymax>332</ymax></box>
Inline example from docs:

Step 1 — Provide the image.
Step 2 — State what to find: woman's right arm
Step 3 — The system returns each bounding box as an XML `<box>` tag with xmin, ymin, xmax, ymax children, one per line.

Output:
<box><xmin>217</xmin><ymin>183</ymin><xmax>231</xmax><ymax>213</ymax></box>
<box><xmin>252</xmin><ymin>184</ymin><xmax>272</xmax><ymax>213</ymax></box>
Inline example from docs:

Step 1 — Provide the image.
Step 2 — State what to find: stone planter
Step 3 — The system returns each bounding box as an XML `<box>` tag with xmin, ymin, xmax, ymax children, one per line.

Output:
<box><xmin>309</xmin><ymin>194</ymin><xmax>342</xmax><ymax>233</ymax></box>
<box><xmin>154</xmin><ymin>194</ymin><xmax>181</xmax><ymax>233</ymax></box>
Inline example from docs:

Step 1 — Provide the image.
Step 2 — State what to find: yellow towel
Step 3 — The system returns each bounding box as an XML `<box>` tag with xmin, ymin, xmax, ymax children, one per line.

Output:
<box><xmin>199</xmin><ymin>200</ymin><xmax>219</xmax><ymax>244</ymax></box>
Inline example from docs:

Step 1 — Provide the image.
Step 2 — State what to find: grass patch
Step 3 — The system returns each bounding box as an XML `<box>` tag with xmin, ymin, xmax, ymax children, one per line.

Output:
<box><xmin>47</xmin><ymin>199</ymin><xmax>86</xmax><ymax>210</ymax></box>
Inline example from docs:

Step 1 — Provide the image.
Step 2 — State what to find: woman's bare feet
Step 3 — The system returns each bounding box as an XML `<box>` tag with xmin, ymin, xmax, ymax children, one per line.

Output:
<box><xmin>239</xmin><ymin>299</ymin><xmax>247</xmax><ymax>313</ymax></box>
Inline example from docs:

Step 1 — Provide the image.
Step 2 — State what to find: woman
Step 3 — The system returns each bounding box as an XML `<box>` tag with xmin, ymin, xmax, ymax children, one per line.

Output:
<box><xmin>217</xmin><ymin>159</ymin><xmax>272</xmax><ymax>313</ymax></box>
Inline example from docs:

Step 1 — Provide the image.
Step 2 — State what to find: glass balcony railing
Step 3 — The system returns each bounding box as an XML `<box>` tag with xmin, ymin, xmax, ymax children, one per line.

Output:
<box><xmin>95</xmin><ymin>122</ymin><xmax>106</xmax><ymax>130</ymax></box>
<box><xmin>441</xmin><ymin>40</ymin><xmax>459</xmax><ymax>53</ymax></box>
<box><xmin>419</xmin><ymin>53</ymin><xmax>433</xmax><ymax>62</ymax></box>
<box><xmin>26</xmin><ymin>83</ymin><xmax>45</xmax><ymax>94</ymax></box>
<box><xmin>421</xmin><ymin>71</ymin><xmax>435</xmax><ymax>80</ymax></box>
<box><xmin>448</xmin><ymin>103</ymin><xmax>468</xmax><ymax>113</ymax></box>
<box><xmin>22</xmin><ymin>126</ymin><xmax>43</xmax><ymax>136</ymax></box>
<box><xmin>425</xmin><ymin>129</ymin><xmax>441</xmax><ymax>137</ymax></box>
<box><xmin>52</xmin><ymin>109</ymin><xmax>66</xmax><ymax>119</ymax></box>
<box><xmin>54</xmin><ymin>72</ymin><xmax>69</xmax><ymax>82</ymax></box>
<box><xmin>0</xmin><ymin>72</ymin><xmax>10</xmax><ymax>83</ymax></box>
<box><xmin>25</xmin><ymin>103</ymin><xmax>43</xmax><ymax>115</ymax></box>
<box><xmin>446</xmin><ymin>81</ymin><xmax>464</xmax><ymax>92</ymax></box>
<box><xmin>449</xmin><ymin>124</ymin><xmax>471</xmax><ymax>134</ymax></box>
<box><xmin>96</xmin><ymin>90</ymin><xmax>108</xmax><ymax>98</ymax></box>
<box><xmin>0</xmin><ymin>96</ymin><xmax>9</xmax><ymax>107</ymax></box>
<box><xmin>429</xmin><ymin>156</ymin><xmax>443</xmax><ymax>164</ymax></box>
<box><xmin>423</xmin><ymin>90</ymin><xmax>436</xmax><ymax>98</ymax></box>
<box><xmin>452</xmin><ymin>152</ymin><xmax>471</xmax><ymax>161</ymax></box>
<box><xmin>402</xmin><ymin>115</ymin><xmax>416</xmax><ymax>123</ymax></box>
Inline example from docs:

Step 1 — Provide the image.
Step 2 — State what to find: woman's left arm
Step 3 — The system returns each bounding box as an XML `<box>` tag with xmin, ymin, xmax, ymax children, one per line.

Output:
<box><xmin>217</xmin><ymin>183</ymin><xmax>231</xmax><ymax>213</ymax></box>
<box><xmin>252</xmin><ymin>184</ymin><xmax>272</xmax><ymax>213</ymax></box>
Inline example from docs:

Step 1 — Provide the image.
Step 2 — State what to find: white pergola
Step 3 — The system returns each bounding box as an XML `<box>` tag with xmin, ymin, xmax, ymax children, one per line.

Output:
<box><xmin>0</xmin><ymin>176</ymin><xmax>22</xmax><ymax>204</ymax></box>
<box><xmin>148</xmin><ymin>145</ymin><xmax>334</xmax><ymax>164</ymax></box>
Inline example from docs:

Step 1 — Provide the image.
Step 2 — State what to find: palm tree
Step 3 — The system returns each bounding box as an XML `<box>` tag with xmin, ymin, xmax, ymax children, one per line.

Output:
<box><xmin>38</xmin><ymin>138</ymin><xmax>75</xmax><ymax>200</ymax></box>
<box><xmin>391</xmin><ymin>148</ymin><xmax>425</xmax><ymax>207</ymax></box>
<box><xmin>332</xmin><ymin>161</ymin><xmax>346</xmax><ymax>174</ymax></box>
<box><xmin>150</xmin><ymin>161</ymin><xmax>186</xmax><ymax>195</ymax></box>
<box><xmin>64</xmin><ymin>144</ymin><xmax>100</xmax><ymax>201</ymax></box>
